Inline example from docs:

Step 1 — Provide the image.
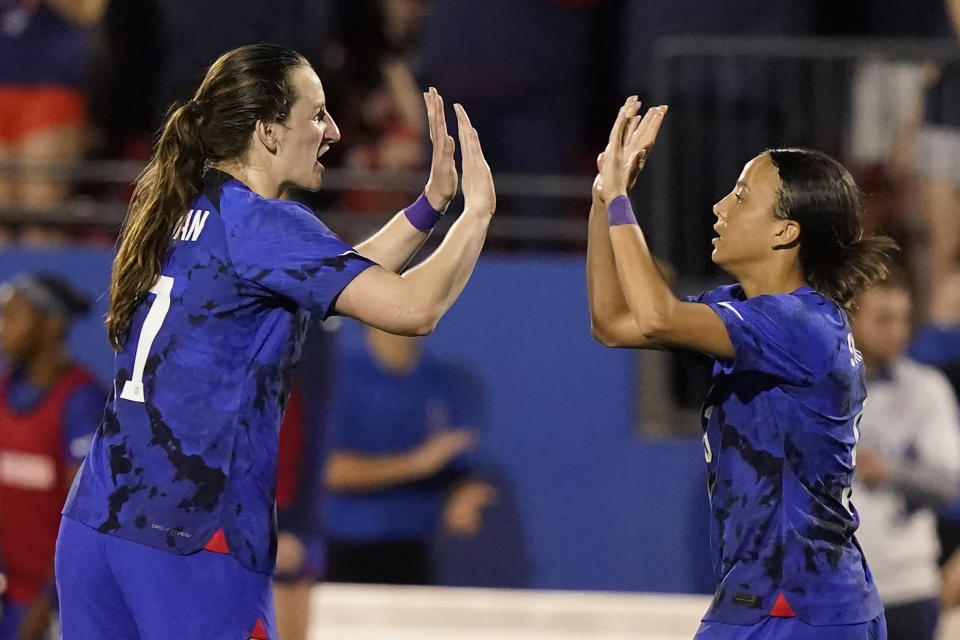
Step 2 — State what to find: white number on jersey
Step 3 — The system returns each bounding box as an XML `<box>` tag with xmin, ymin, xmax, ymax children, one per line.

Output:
<box><xmin>847</xmin><ymin>332</ymin><xmax>863</xmax><ymax>368</ymax></box>
<box><xmin>120</xmin><ymin>276</ymin><xmax>174</xmax><ymax>403</ymax></box>
<box><xmin>841</xmin><ymin>410</ymin><xmax>864</xmax><ymax>516</ymax></box>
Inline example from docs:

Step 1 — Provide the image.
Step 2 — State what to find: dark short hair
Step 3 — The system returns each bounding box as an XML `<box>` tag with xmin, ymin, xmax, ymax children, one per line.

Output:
<box><xmin>767</xmin><ymin>148</ymin><xmax>898</xmax><ymax>310</ymax></box>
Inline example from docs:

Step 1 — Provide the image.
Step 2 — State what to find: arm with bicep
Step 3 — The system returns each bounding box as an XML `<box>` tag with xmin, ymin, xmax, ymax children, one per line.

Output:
<box><xmin>608</xmin><ymin>222</ymin><xmax>734</xmax><ymax>358</ymax></box>
<box><xmin>326</xmin><ymin>429</ymin><xmax>476</xmax><ymax>492</ymax></box>
<box><xmin>595</xmin><ymin>97</ymin><xmax>734</xmax><ymax>358</ymax></box>
<box><xmin>335</xmin><ymin>103</ymin><xmax>494</xmax><ymax>335</ymax></box>
<box><xmin>354</xmin><ymin>89</ymin><xmax>457</xmax><ymax>272</ymax></box>
<box><xmin>587</xmin><ymin>161</ymin><xmax>648</xmax><ymax>348</ymax></box>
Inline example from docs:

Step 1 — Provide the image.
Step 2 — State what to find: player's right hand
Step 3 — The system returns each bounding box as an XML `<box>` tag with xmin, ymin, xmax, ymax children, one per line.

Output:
<box><xmin>414</xmin><ymin>428</ymin><xmax>476</xmax><ymax>476</ymax></box>
<box><xmin>597</xmin><ymin>97</ymin><xmax>667</xmax><ymax>203</ymax></box>
<box><xmin>453</xmin><ymin>103</ymin><xmax>496</xmax><ymax>216</ymax></box>
<box><xmin>423</xmin><ymin>87</ymin><xmax>457</xmax><ymax>211</ymax></box>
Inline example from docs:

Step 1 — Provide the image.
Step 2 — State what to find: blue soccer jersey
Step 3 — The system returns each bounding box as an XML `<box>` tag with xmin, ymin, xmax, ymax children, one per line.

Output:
<box><xmin>687</xmin><ymin>284</ymin><xmax>883</xmax><ymax>626</ymax></box>
<box><xmin>63</xmin><ymin>170</ymin><xmax>375</xmax><ymax>574</ymax></box>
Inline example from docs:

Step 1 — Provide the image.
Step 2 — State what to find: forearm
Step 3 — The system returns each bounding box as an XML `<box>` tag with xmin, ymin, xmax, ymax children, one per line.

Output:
<box><xmin>401</xmin><ymin>208</ymin><xmax>490</xmax><ymax>327</ymax></box>
<box><xmin>587</xmin><ymin>197</ymin><xmax>634</xmax><ymax>334</ymax></box>
<box><xmin>326</xmin><ymin>451</ymin><xmax>427</xmax><ymax>492</ymax></box>
<box><xmin>607</xmin><ymin>199</ymin><xmax>678</xmax><ymax>337</ymax></box>
<box><xmin>355</xmin><ymin>211</ymin><xmax>430</xmax><ymax>272</ymax></box>
<box><xmin>888</xmin><ymin>462</ymin><xmax>959</xmax><ymax>509</ymax></box>
<box><xmin>45</xmin><ymin>0</ymin><xmax>107</xmax><ymax>25</ymax></box>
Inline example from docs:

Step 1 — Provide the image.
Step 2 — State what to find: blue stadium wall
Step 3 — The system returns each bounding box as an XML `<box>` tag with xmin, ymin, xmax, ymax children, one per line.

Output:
<box><xmin>0</xmin><ymin>249</ymin><xmax>713</xmax><ymax>594</ymax></box>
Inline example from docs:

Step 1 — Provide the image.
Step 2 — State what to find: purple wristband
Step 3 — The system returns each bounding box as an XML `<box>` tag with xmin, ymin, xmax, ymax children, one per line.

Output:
<box><xmin>607</xmin><ymin>195</ymin><xmax>638</xmax><ymax>227</ymax></box>
<box><xmin>404</xmin><ymin>193</ymin><xmax>443</xmax><ymax>231</ymax></box>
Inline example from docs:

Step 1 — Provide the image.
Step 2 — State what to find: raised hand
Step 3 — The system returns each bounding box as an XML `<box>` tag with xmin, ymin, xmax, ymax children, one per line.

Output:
<box><xmin>454</xmin><ymin>103</ymin><xmax>496</xmax><ymax>216</ymax></box>
<box><xmin>623</xmin><ymin>102</ymin><xmax>667</xmax><ymax>189</ymax></box>
<box><xmin>596</xmin><ymin>96</ymin><xmax>667</xmax><ymax>203</ymax></box>
<box><xmin>423</xmin><ymin>87</ymin><xmax>458</xmax><ymax>211</ymax></box>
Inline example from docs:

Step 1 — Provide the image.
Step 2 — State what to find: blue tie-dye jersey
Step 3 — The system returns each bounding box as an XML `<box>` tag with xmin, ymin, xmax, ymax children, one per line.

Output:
<box><xmin>687</xmin><ymin>284</ymin><xmax>883</xmax><ymax>625</ymax></box>
<box><xmin>63</xmin><ymin>170</ymin><xmax>375</xmax><ymax>574</ymax></box>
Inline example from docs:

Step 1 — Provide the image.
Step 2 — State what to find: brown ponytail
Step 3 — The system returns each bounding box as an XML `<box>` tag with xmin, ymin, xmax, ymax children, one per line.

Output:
<box><xmin>107</xmin><ymin>103</ymin><xmax>204</xmax><ymax>349</ymax></box>
<box><xmin>810</xmin><ymin>235</ymin><xmax>899</xmax><ymax>312</ymax></box>
<box><xmin>106</xmin><ymin>44</ymin><xmax>309</xmax><ymax>349</ymax></box>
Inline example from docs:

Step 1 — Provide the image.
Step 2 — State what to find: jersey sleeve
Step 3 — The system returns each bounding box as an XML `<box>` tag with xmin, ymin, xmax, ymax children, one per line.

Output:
<box><xmin>225</xmin><ymin>200</ymin><xmax>376</xmax><ymax>317</ymax></box>
<box><xmin>702</xmin><ymin>293</ymin><xmax>837</xmax><ymax>385</ymax></box>
<box><xmin>61</xmin><ymin>382</ymin><xmax>106</xmax><ymax>465</ymax></box>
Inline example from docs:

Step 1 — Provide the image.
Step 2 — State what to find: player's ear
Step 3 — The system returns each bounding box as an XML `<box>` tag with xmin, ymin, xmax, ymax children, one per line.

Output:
<box><xmin>772</xmin><ymin>218</ymin><xmax>800</xmax><ymax>250</ymax></box>
<box><xmin>254</xmin><ymin>120</ymin><xmax>280</xmax><ymax>154</ymax></box>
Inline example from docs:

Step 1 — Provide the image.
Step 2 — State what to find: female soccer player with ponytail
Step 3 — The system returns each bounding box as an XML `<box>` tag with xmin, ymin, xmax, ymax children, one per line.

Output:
<box><xmin>589</xmin><ymin>97</ymin><xmax>895</xmax><ymax>639</ymax></box>
<box><xmin>56</xmin><ymin>44</ymin><xmax>495</xmax><ymax>639</ymax></box>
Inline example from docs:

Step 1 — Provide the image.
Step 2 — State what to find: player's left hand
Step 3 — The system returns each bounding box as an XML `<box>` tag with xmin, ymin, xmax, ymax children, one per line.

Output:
<box><xmin>443</xmin><ymin>481</ymin><xmax>497</xmax><ymax>536</ymax></box>
<box><xmin>597</xmin><ymin>97</ymin><xmax>667</xmax><ymax>203</ymax></box>
<box><xmin>854</xmin><ymin>448</ymin><xmax>890</xmax><ymax>486</ymax></box>
<box><xmin>423</xmin><ymin>87</ymin><xmax>457</xmax><ymax>212</ymax></box>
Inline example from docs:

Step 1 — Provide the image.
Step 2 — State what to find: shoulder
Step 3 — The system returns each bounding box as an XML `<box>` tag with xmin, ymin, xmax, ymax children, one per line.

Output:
<box><xmin>221</xmin><ymin>183</ymin><xmax>320</xmax><ymax>223</ymax></box>
<box><xmin>219</xmin><ymin>188</ymin><xmax>355</xmax><ymax>269</ymax></box>
<box><xmin>221</xmin><ymin>186</ymin><xmax>328</xmax><ymax>230</ymax></box>
<box><xmin>753</xmin><ymin>289</ymin><xmax>844</xmax><ymax>334</ymax></box>
<box><xmin>686</xmin><ymin>283</ymin><xmax>743</xmax><ymax>305</ymax></box>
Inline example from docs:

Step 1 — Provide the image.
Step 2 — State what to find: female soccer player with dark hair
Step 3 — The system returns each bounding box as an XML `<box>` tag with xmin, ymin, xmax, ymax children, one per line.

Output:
<box><xmin>55</xmin><ymin>43</ymin><xmax>495</xmax><ymax>639</ymax></box>
<box><xmin>588</xmin><ymin>97</ymin><xmax>896</xmax><ymax>639</ymax></box>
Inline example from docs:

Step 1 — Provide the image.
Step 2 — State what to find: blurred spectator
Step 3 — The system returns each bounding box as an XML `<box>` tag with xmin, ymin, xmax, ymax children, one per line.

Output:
<box><xmin>323</xmin><ymin>327</ymin><xmax>494</xmax><ymax>585</ymax></box>
<box><xmin>909</xmin><ymin>265</ymin><xmax>960</xmax><ymax>393</ymax></box>
<box><xmin>328</xmin><ymin>0</ymin><xmax>428</xmax><ymax>216</ymax></box>
<box><xmin>0</xmin><ymin>0</ymin><xmax>106</xmax><ymax>241</ymax></box>
<box><xmin>850</xmin><ymin>274</ymin><xmax>960</xmax><ymax>640</ymax></box>
<box><xmin>0</xmin><ymin>274</ymin><xmax>104</xmax><ymax>640</ymax></box>
<box><xmin>915</xmin><ymin>0</ymin><xmax>960</xmax><ymax>319</ymax></box>
<box><xmin>273</xmin><ymin>325</ymin><xmax>336</xmax><ymax>640</ymax></box>
<box><xmin>86</xmin><ymin>0</ymin><xmax>164</xmax><ymax>161</ymax></box>
<box><xmin>418</xmin><ymin>0</ymin><xmax>595</xmax><ymax>217</ymax></box>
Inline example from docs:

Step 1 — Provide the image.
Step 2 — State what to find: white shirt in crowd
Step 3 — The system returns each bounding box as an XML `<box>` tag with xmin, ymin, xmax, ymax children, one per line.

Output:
<box><xmin>854</xmin><ymin>358</ymin><xmax>960</xmax><ymax>606</ymax></box>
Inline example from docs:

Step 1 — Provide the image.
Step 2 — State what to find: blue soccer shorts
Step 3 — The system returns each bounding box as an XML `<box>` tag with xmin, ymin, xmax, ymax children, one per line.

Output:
<box><xmin>695</xmin><ymin>613</ymin><xmax>886</xmax><ymax>640</ymax></box>
<box><xmin>55</xmin><ymin>516</ymin><xmax>276</xmax><ymax>640</ymax></box>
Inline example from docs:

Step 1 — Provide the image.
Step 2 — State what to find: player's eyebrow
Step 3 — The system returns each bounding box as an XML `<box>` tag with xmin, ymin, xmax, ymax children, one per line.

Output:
<box><xmin>735</xmin><ymin>181</ymin><xmax>750</xmax><ymax>192</ymax></box>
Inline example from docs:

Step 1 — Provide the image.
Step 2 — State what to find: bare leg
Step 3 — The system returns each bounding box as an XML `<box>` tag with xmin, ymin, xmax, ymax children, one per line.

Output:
<box><xmin>17</xmin><ymin>124</ymin><xmax>84</xmax><ymax>210</ymax></box>
<box><xmin>0</xmin><ymin>141</ymin><xmax>15</xmax><ymax>207</ymax></box>
<box><xmin>0</xmin><ymin>142</ymin><xmax>16</xmax><ymax>244</ymax></box>
<box><xmin>273</xmin><ymin>580</ymin><xmax>313</xmax><ymax>640</ymax></box>
<box><xmin>15</xmin><ymin>125</ymin><xmax>83</xmax><ymax>243</ymax></box>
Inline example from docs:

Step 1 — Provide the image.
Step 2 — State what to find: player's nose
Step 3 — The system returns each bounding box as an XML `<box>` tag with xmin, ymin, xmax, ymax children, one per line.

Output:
<box><xmin>712</xmin><ymin>200</ymin><xmax>724</xmax><ymax>220</ymax></box>
<box><xmin>324</xmin><ymin>113</ymin><xmax>341</xmax><ymax>145</ymax></box>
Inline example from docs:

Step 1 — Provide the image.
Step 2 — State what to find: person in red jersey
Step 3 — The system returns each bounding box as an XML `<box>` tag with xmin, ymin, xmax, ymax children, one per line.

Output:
<box><xmin>0</xmin><ymin>274</ymin><xmax>104</xmax><ymax>640</ymax></box>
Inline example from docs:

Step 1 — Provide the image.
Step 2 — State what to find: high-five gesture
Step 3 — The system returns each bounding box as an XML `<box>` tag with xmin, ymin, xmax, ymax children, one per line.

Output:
<box><xmin>596</xmin><ymin>96</ymin><xmax>667</xmax><ymax>203</ymax></box>
<box><xmin>423</xmin><ymin>87</ymin><xmax>458</xmax><ymax>211</ymax></box>
<box><xmin>454</xmin><ymin>103</ymin><xmax>496</xmax><ymax>216</ymax></box>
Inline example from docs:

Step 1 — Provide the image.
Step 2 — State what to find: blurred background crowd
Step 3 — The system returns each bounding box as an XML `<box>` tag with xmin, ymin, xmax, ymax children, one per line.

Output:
<box><xmin>6</xmin><ymin>0</ymin><xmax>960</xmax><ymax>638</ymax></box>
